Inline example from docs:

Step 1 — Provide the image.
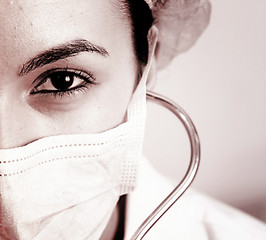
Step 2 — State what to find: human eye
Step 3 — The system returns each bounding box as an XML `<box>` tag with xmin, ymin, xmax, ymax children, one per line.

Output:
<box><xmin>30</xmin><ymin>68</ymin><xmax>97</xmax><ymax>98</ymax></box>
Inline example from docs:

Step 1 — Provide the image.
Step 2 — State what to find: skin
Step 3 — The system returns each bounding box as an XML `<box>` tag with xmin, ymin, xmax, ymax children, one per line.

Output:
<box><xmin>0</xmin><ymin>0</ymin><xmax>138</xmax><ymax>149</ymax></box>
<box><xmin>0</xmin><ymin>1</ymin><xmax>158</xmax><ymax>238</ymax></box>
<box><xmin>0</xmin><ymin>0</ymin><xmax>136</xmax><ymax>237</ymax></box>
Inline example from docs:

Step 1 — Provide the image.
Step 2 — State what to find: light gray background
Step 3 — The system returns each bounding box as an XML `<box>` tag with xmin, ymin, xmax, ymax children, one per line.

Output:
<box><xmin>144</xmin><ymin>0</ymin><xmax>266</xmax><ymax>222</ymax></box>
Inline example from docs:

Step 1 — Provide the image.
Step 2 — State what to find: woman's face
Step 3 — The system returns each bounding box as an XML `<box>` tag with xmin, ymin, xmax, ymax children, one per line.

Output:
<box><xmin>0</xmin><ymin>0</ymin><xmax>138</xmax><ymax>149</ymax></box>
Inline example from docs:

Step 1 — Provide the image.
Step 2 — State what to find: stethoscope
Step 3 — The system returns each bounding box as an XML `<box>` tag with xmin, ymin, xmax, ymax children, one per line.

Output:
<box><xmin>130</xmin><ymin>91</ymin><xmax>201</xmax><ymax>240</ymax></box>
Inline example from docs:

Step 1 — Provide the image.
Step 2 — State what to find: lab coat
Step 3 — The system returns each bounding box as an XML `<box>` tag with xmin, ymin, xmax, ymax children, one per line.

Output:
<box><xmin>125</xmin><ymin>158</ymin><xmax>266</xmax><ymax>239</ymax></box>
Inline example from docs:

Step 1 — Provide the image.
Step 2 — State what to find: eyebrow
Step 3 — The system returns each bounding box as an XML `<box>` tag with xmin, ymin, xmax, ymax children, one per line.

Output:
<box><xmin>19</xmin><ymin>39</ymin><xmax>109</xmax><ymax>76</ymax></box>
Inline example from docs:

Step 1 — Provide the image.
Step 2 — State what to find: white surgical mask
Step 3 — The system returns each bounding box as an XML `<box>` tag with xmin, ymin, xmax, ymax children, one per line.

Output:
<box><xmin>0</xmin><ymin>73</ymin><xmax>147</xmax><ymax>239</ymax></box>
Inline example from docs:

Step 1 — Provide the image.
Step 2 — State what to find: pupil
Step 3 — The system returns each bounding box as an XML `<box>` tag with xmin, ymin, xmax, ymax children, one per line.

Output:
<box><xmin>50</xmin><ymin>72</ymin><xmax>74</xmax><ymax>91</ymax></box>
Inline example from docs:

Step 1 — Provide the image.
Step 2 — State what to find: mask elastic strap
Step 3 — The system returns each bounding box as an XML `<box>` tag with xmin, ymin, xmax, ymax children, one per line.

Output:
<box><xmin>130</xmin><ymin>91</ymin><xmax>201</xmax><ymax>240</ymax></box>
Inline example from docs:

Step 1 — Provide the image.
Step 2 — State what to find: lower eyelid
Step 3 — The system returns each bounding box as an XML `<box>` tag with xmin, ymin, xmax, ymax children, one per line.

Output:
<box><xmin>27</xmin><ymin>86</ymin><xmax>92</xmax><ymax>112</ymax></box>
<box><xmin>31</xmin><ymin>81</ymin><xmax>90</xmax><ymax>95</ymax></box>
<box><xmin>45</xmin><ymin>85</ymin><xmax>89</xmax><ymax>98</ymax></box>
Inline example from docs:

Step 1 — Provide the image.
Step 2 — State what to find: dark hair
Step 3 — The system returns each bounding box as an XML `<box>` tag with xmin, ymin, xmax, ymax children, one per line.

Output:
<box><xmin>125</xmin><ymin>0</ymin><xmax>154</xmax><ymax>66</ymax></box>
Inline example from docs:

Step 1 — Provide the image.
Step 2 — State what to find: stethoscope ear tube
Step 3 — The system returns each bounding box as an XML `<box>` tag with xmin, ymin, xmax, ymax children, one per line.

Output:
<box><xmin>130</xmin><ymin>91</ymin><xmax>201</xmax><ymax>240</ymax></box>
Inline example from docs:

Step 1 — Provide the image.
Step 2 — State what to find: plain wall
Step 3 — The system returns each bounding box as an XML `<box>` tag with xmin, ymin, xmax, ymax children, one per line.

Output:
<box><xmin>143</xmin><ymin>0</ymin><xmax>266</xmax><ymax>222</ymax></box>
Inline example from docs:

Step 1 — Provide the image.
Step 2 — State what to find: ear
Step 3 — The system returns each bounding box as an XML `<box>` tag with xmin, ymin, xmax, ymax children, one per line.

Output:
<box><xmin>142</xmin><ymin>25</ymin><xmax>159</xmax><ymax>90</ymax></box>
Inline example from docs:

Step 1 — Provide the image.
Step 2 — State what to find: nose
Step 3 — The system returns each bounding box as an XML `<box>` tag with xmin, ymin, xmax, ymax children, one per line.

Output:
<box><xmin>0</xmin><ymin>93</ymin><xmax>35</xmax><ymax>149</ymax></box>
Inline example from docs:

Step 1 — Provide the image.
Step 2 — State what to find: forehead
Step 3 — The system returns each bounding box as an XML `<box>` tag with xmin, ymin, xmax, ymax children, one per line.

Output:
<box><xmin>0</xmin><ymin>0</ymin><xmax>131</xmax><ymax>70</ymax></box>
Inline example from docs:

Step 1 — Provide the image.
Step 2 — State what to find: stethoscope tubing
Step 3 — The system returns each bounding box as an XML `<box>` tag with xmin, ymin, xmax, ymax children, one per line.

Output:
<box><xmin>130</xmin><ymin>91</ymin><xmax>201</xmax><ymax>240</ymax></box>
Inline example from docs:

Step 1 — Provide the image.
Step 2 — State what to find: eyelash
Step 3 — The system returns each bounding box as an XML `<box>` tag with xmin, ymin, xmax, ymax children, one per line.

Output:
<box><xmin>30</xmin><ymin>68</ymin><xmax>97</xmax><ymax>98</ymax></box>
